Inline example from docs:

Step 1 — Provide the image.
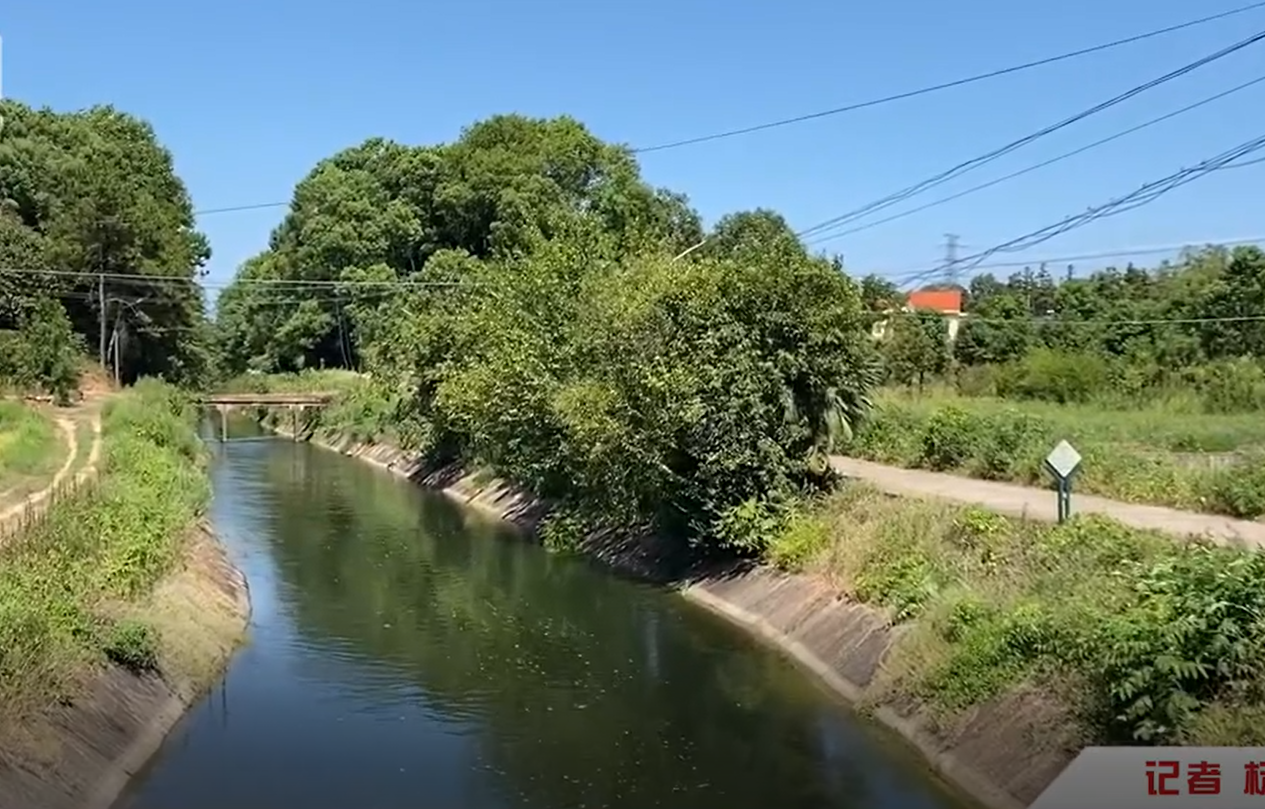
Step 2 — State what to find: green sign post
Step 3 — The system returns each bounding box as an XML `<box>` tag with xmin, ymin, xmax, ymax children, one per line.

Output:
<box><xmin>1043</xmin><ymin>439</ymin><xmax>1082</xmax><ymax>524</ymax></box>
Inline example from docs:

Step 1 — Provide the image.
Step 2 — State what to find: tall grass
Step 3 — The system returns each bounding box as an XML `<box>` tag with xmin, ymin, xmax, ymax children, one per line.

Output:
<box><xmin>849</xmin><ymin>390</ymin><xmax>1265</xmax><ymax>518</ymax></box>
<box><xmin>0</xmin><ymin>380</ymin><xmax>210</xmax><ymax>715</ymax></box>
<box><xmin>767</xmin><ymin>486</ymin><xmax>1265</xmax><ymax>745</ymax></box>
<box><xmin>0</xmin><ymin>401</ymin><xmax>61</xmax><ymax>487</ymax></box>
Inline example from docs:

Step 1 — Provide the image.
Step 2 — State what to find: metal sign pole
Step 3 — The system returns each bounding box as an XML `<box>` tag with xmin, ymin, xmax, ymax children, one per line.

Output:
<box><xmin>1044</xmin><ymin>440</ymin><xmax>1082</xmax><ymax>525</ymax></box>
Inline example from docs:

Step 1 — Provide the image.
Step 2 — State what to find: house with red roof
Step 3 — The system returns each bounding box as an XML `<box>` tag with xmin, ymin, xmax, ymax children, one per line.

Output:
<box><xmin>871</xmin><ymin>287</ymin><xmax>965</xmax><ymax>341</ymax></box>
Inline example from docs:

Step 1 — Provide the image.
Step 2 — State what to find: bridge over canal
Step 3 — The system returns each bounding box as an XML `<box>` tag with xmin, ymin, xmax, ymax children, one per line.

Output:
<box><xmin>199</xmin><ymin>392</ymin><xmax>334</xmax><ymax>440</ymax></box>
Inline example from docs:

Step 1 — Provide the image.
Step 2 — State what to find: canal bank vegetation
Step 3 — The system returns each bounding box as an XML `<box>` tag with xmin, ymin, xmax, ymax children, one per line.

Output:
<box><xmin>0</xmin><ymin>400</ymin><xmax>63</xmax><ymax>495</ymax></box>
<box><xmin>765</xmin><ymin>486</ymin><xmax>1265</xmax><ymax>747</ymax></box>
<box><xmin>211</xmin><ymin>115</ymin><xmax>878</xmax><ymax>551</ymax></box>
<box><xmin>0</xmin><ymin>380</ymin><xmax>213</xmax><ymax>718</ymax></box>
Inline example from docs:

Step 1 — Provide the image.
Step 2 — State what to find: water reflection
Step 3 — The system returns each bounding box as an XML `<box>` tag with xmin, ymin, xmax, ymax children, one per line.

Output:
<box><xmin>120</xmin><ymin>431</ymin><xmax>969</xmax><ymax>809</ymax></box>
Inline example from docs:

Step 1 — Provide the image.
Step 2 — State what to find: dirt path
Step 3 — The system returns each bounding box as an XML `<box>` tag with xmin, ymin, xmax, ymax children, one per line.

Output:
<box><xmin>829</xmin><ymin>455</ymin><xmax>1265</xmax><ymax>550</ymax></box>
<box><xmin>0</xmin><ymin>409</ymin><xmax>103</xmax><ymax>539</ymax></box>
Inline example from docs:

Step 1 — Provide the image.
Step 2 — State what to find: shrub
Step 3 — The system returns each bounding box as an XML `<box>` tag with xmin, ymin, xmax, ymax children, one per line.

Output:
<box><xmin>918</xmin><ymin>406</ymin><xmax>982</xmax><ymax>471</ymax></box>
<box><xmin>1197</xmin><ymin>457</ymin><xmax>1265</xmax><ymax>519</ymax></box>
<box><xmin>995</xmin><ymin>349</ymin><xmax>1108</xmax><ymax>404</ymax></box>
<box><xmin>765</xmin><ymin>509</ymin><xmax>830</xmax><ymax>571</ymax></box>
<box><xmin>1192</xmin><ymin>358</ymin><xmax>1265</xmax><ymax>415</ymax></box>
<box><xmin>102</xmin><ymin>619</ymin><xmax>159</xmax><ymax>673</ymax></box>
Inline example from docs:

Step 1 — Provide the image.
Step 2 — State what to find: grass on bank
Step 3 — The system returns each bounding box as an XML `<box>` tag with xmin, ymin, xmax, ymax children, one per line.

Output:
<box><xmin>850</xmin><ymin>388</ymin><xmax>1265</xmax><ymax>519</ymax></box>
<box><xmin>0</xmin><ymin>380</ymin><xmax>210</xmax><ymax>716</ymax></box>
<box><xmin>767</xmin><ymin>485</ymin><xmax>1265</xmax><ymax>745</ymax></box>
<box><xmin>0</xmin><ymin>401</ymin><xmax>63</xmax><ymax>497</ymax></box>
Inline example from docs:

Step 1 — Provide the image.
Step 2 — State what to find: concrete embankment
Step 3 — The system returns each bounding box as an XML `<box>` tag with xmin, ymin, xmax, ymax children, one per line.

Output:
<box><xmin>0</xmin><ymin>524</ymin><xmax>250</xmax><ymax>809</ymax></box>
<box><xmin>272</xmin><ymin>425</ymin><xmax>1073</xmax><ymax>809</ymax></box>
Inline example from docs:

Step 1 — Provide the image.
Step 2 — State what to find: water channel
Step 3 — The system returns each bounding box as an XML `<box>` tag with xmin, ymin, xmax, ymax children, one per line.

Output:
<box><xmin>118</xmin><ymin>421</ymin><xmax>971</xmax><ymax>809</ymax></box>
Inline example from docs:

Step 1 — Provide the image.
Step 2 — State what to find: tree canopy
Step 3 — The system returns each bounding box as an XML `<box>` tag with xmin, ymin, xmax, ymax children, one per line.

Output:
<box><xmin>214</xmin><ymin>114</ymin><xmax>879</xmax><ymax>550</ymax></box>
<box><xmin>0</xmin><ymin>99</ymin><xmax>213</xmax><ymax>386</ymax></box>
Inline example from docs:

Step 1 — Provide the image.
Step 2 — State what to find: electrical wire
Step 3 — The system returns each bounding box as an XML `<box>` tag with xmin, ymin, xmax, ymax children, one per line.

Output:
<box><xmin>952</xmin><ymin>133</ymin><xmax>1265</xmax><ymax>270</ymax></box>
<box><xmin>6</xmin><ymin>233</ymin><xmax>1265</xmax><ymax>297</ymax></box>
<box><xmin>865</xmin><ymin>236</ymin><xmax>1265</xmax><ymax>280</ymax></box>
<box><xmin>190</xmin><ymin>4</ymin><xmax>1265</xmax><ymax>220</ymax></box>
<box><xmin>804</xmin><ymin>74</ymin><xmax>1265</xmax><ymax>245</ymax></box>
<box><xmin>877</xmin><ymin>135</ymin><xmax>1265</xmax><ymax>286</ymax></box>
<box><xmin>795</xmin><ymin>29</ymin><xmax>1265</xmax><ymax>240</ymax></box>
<box><xmin>632</xmin><ymin>2</ymin><xmax>1265</xmax><ymax>154</ymax></box>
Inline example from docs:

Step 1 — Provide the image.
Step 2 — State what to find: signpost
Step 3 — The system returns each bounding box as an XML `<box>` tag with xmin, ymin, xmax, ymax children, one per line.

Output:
<box><xmin>1044</xmin><ymin>439</ymin><xmax>1082</xmax><ymax>523</ymax></box>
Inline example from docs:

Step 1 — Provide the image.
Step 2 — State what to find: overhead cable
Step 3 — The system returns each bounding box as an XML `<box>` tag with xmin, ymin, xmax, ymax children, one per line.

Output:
<box><xmin>805</xmin><ymin>74</ymin><xmax>1265</xmax><ymax>245</ymax></box>
<box><xmin>795</xmin><ymin>29</ymin><xmax>1265</xmax><ymax>240</ymax></box>
<box><xmin>632</xmin><ymin>2</ymin><xmax>1265</xmax><ymax>154</ymax></box>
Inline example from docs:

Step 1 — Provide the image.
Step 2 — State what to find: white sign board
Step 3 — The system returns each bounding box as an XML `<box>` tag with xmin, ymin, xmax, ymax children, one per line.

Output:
<box><xmin>1045</xmin><ymin>439</ymin><xmax>1082</xmax><ymax>479</ymax></box>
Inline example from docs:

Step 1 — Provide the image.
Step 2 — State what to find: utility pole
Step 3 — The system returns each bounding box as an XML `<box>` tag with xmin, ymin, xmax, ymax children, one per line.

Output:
<box><xmin>98</xmin><ymin>270</ymin><xmax>108</xmax><ymax>370</ymax></box>
<box><xmin>942</xmin><ymin>233</ymin><xmax>960</xmax><ymax>287</ymax></box>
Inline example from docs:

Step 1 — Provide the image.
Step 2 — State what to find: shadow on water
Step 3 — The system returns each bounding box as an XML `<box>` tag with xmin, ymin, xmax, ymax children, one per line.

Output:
<box><xmin>118</xmin><ymin>420</ymin><xmax>974</xmax><ymax>809</ymax></box>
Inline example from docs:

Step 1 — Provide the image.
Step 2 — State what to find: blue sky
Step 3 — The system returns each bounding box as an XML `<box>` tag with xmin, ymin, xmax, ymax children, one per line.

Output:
<box><xmin>5</xmin><ymin>0</ymin><xmax>1265</xmax><ymax>294</ymax></box>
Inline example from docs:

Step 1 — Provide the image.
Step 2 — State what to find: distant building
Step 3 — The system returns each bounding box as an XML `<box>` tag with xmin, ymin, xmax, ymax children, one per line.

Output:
<box><xmin>871</xmin><ymin>288</ymin><xmax>965</xmax><ymax>341</ymax></box>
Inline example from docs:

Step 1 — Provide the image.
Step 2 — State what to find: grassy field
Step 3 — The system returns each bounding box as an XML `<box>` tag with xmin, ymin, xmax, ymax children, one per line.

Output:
<box><xmin>0</xmin><ymin>402</ymin><xmax>63</xmax><ymax>501</ymax></box>
<box><xmin>767</xmin><ymin>485</ymin><xmax>1265</xmax><ymax>746</ymax></box>
<box><xmin>0</xmin><ymin>381</ymin><xmax>211</xmax><ymax>717</ymax></box>
<box><xmin>848</xmin><ymin>388</ymin><xmax>1265</xmax><ymax>519</ymax></box>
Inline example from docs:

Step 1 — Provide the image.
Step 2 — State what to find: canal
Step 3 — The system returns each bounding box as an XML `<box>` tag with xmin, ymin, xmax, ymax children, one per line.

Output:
<box><xmin>118</xmin><ymin>426</ymin><xmax>971</xmax><ymax>809</ymax></box>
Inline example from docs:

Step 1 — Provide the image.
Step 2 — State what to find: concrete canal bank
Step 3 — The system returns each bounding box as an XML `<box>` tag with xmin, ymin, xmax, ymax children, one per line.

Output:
<box><xmin>0</xmin><ymin>524</ymin><xmax>250</xmax><ymax>809</ymax></box>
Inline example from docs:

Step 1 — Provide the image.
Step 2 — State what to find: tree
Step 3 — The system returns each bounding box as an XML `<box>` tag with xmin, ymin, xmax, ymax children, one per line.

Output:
<box><xmin>215</xmin><ymin>115</ymin><xmax>702</xmax><ymax>375</ymax></box>
<box><xmin>0</xmin><ymin>100</ymin><xmax>212</xmax><ymax>385</ymax></box>
<box><xmin>883</xmin><ymin>311</ymin><xmax>949</xmax><ymax>392</ymax></box>
<box><xmin>11</xmin><ymin>297</ymin><xmax>81</xmax><ymax>404</ymax></box>
<box><xmin>214</xmin><ymin>114</ymin><xmax>883</xmax><ymax>552</ymax></box>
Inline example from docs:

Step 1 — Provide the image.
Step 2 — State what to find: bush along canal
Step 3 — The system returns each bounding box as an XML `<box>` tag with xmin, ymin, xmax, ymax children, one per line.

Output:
<box><xmin>117</xmin><ymin>423</ymin><xmax>972</xmax><ymax>809</ymax></box>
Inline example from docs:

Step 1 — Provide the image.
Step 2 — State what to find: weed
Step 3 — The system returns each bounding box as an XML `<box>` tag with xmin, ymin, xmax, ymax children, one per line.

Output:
<box><xmin>0</xmin><ymin>401</ymin><xmax>61</xmax><ymax>489</ymax></box>
<box><xmin>0</xmin><ymin>380</ymin><xmax>209</xmax><ymax>715</ymax></box>
<box><xmin>102</xmin><ymin>618</ymin><xmax>159</xmax><ymax>673</ymax></box>
<box><xmin>775</xmin><ymin>484</ymin><xmax>1265</xmax><ymax>745</ymax></box>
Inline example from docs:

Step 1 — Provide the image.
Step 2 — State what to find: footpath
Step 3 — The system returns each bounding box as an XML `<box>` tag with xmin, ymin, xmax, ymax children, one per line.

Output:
<box><xmin>0</xmin><ymin>399</ymin><xmax>105</xmax><ymax>542</ymax></box>
<box><xmin>829</xmin><ymin>456</ymin><xmax>1265</xmax><ymax>550</ymax></box>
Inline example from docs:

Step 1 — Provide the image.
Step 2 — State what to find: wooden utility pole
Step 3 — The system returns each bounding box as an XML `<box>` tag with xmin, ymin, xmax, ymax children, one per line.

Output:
<box><xmin>98</xmin><ymin>271</ymin><xmax>107</xmax><ymax>370</ymax></box>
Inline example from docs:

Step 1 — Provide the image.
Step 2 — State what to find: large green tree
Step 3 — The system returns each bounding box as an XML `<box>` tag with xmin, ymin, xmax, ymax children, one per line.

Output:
<box><xmin>0</xmin><ymin>100</ymin><xmax>212</xmax><ymax>385</ymax></box>
<box><xmin>215</xmin><ymin>116</ymin><xmax>703</xmax><ymax>375</ymax></box>
<box><xmin>216</xmin><ymin>114</ymin><xmax>880</xmax><ymax>550</ymax></box>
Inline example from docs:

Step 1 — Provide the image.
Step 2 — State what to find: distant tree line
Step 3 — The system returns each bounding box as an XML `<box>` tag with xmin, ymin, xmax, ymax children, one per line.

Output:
<box><xmin>860</xmin><ymin>245</ymin><xmax>1265</xmax><ymax>412</ymax></box>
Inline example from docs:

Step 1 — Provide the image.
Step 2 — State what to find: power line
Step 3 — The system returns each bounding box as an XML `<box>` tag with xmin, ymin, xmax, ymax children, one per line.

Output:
<box><xmin>882</xmin><ymin>135</ymin><xmax>1265</xmax><ymax>286</ymax></box>
<box><xmin>796</xmin><ymin>29</ymin><xmax>1265</xmax><ymax>241</ymax></box>
<box><xmin>868</xmin><ymin>236</ymin><xmax>1265</xmax><ymax>281</ymax></box>
<box><xmin>631</xmin><ymin>2</ymin><xmax>1265</xmax><ymax>154</ymax></box>
<box><xmin>190</xmin><ymin>4</ymin><xmax>1265</xmax><ymax>221</ymax></box>
<box><xmin>805</xmin><ymin>74</ymin><xmax>1265</xmax><ymax>246</ymax></box>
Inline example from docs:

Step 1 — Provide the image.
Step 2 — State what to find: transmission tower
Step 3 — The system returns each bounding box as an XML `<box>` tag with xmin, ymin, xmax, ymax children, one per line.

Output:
<box><xmin>941</xmin><ymin>233</ymin><xmax>961</xmax><ymax>286</ymax></box>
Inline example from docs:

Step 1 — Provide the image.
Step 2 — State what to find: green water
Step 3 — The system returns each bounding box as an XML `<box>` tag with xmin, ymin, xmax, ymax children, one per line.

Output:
<box><xmin>118</xmin><ymin>428</ymin><xmax>969</xmax><ymax>809</ymax></box>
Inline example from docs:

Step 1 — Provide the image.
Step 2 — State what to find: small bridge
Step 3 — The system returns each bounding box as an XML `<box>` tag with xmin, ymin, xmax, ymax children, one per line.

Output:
<box><xmin>201</xmin><ymin>392</ymin><xmax>335</xmax><ymax>407</ymax></box>
<box><xmin>199</xmin><ymin>392</ymin><xmax>334</xmax><ymax>440</ymax></box>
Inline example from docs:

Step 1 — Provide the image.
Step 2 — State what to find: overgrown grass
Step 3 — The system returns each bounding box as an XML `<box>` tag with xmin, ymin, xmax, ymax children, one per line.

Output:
<box><xmin>767</xmin><ymin>486</ymin><xmax>1265</xmax><ymax>745</ymax></box>
<box><xmin>848</xmin><ymin>388</ymin><xmax>1265</xmax><ymax>518</ymax></box>
<box><xmin>0</xmin><ymin>380</ymin><xmax>210</xmax><ymax>715</ymax></box>
<box><xmin>0</xmin><ymin>401</ymin><xmax>62</xmax><ymax>492</ymax></box>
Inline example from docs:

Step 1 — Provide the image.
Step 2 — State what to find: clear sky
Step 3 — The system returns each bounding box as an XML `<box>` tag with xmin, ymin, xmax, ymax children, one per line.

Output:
<box><xmin>5</xmin><ymin>0</ymin><xmax>1265</xmax><ymax>293</ymax></box>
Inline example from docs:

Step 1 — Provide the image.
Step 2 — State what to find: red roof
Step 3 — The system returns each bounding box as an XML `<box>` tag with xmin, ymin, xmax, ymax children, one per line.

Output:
<box><xmin>906</xmin><ymin>289</ymin><xmax>962</xmax><ymax>314</ymax></box>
